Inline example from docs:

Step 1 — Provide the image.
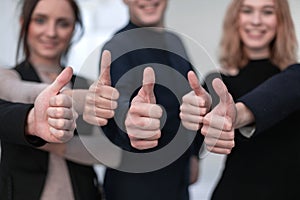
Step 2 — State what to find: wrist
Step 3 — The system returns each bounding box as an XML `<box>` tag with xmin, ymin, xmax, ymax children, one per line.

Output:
<box><xmin>25</xmin><ymin>108</ymin><xmax>36</xmax><ymax>136</ymax></box>
<box><xmin>234</xmin><ymin>102</ymin><xmax>255</xmax><ymax>129</ymax></box>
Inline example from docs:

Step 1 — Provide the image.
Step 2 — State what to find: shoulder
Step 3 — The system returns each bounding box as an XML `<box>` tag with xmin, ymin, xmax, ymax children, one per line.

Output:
<box><xmin>165</xmin><ymin>30</ymin><xmax>182</xmax><ymax>41</ymax></box>
<box><xmin>285</xmin><ymin>63</ymin><xmax>300</xmax><ymax>72</ymax></box>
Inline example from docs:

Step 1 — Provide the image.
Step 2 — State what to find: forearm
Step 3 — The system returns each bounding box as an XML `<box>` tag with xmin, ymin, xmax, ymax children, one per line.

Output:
<box><xmin>234</xmin><ymin>102</ymin><xmax>255</xmax><ymax>129</ymax></box>
<box><xmin>39</xmin><ymin>135</ymin><xmax>101</xmax><ymax>165</ymax></box>
<box><xmin>0</xmin><ymin>68</ymin><xmax>48</xmax><ymax>103</ymax></box>
<box><xmin>64</xmin><ymin>134</ymin><xmax>101</xmax><ymax>165</ymax></box>
<box><xmin>237</xmin><ymin>64</ymin><xmax>300</xmax><ymax>133</ymax></box>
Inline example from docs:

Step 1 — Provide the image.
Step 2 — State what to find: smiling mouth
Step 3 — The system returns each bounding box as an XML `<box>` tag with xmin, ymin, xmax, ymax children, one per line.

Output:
<box><xmin>245</xmin><ymin>29</ymin><xmax>266</xmax><ymax>38</ymax></box>
<box><xmin>41</xmin><ymin>42</ymin><xmax>57</xmax><ymax>49</ymax></box>
<box><xmin>140</xmin><ymin>2</ymin><xmax>160</xmax><ymax>12</ymax></box>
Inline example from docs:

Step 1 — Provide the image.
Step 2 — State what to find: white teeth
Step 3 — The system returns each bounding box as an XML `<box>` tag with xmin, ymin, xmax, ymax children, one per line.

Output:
<box><xmin>144</xmin><ymin>5</ymin><xmax>155</xmax><ymax>9</ymax></box>
<box><xmin>246</xmin><ymin>29</ymin><xmax>264</xmax><ymax>36</ymax></box>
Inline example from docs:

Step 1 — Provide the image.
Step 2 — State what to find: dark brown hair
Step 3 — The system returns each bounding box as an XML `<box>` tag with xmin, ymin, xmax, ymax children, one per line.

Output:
<box><xmin>16</xmin><ymin>0</ymin><xmax>84</xmax><ymax>64</ymax></box>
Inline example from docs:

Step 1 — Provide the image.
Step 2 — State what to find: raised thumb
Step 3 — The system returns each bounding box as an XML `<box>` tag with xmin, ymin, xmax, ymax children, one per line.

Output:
<box><xmin>212</xmin><ymin>78</ymin><xmax>231</xmax><ymax>105</ymax></box>
<box><xmin>141</xmin><ymin>67</ymin><xmax>155</xmax><ymax>103</ymax></box>
<box><xmin>49</xmin><ymin>67</ymin><xmax>73</xmax><ymax>94</ymax></box>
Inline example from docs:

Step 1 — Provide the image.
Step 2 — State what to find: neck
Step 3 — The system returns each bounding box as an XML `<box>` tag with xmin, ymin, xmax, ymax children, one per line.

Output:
<box><xmin>245</xmin><ymin>48</ymin><xmax>270</xmax><ymax>60</ymax></box>
<box><xmin>130</xmin><ymin>19</ymin><xmax>164</xmax><ymax>28</ymax></box>
<box><xmin>29</xmin><ymin>55</ymin><xmax>61</xmax><ymax>73</ymax></box>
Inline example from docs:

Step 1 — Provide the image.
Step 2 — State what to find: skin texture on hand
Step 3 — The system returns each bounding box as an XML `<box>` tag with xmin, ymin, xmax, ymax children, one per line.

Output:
<box><xmin>180</xmin><ymin>71</ymin><xmax>212</xmax><ymax>131</ymax></box>
<box><xmin>201</xmin><ymin>78</ymin><xmax>236</xmax><ymax>154</ymax></box>
<box><xmin>83</xmin><ymin>50</ymin><xmax>120</xmax><ymax>126</ymax></box>
<box><xmin>125</xmin><ymin>67</ymin><xmax>163</xmax><ymax>150</ymax></box>
<box><xmin>234</xmin><ymin>102</ymin><xmax>255</xmax><ymax>129</ymax></box>
<box><xmin>27</xmin><ymin>67</ymin><xmax>78</xmax><ymax>143</ymax></box>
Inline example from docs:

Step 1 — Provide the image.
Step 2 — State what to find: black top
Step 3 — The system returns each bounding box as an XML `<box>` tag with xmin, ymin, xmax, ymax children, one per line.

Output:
<box><xmin>102</xmin><ymin>21</ymin><xmax>203</xmax><ymax>200</ymax></box>
<box><xmin>206</xmin><ymin>60</ymin><xmax>300</xmax><ymax>200</ymax></box>
<box><xmin>0</xmin><ymin>61</ymin><xmax>101</xmax><ymax>200</ymax></box>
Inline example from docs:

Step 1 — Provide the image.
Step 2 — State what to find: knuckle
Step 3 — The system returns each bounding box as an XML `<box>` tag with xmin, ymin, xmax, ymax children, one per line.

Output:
<box><xmin>129</xmin><ymin>105</ymin><xmax>139</xmax><ymax>114</ymax></box>
<box><xmin>200</xmin><ymin>108</ymin><xmax>208</xmax><ymax>116</ymax></box>
<box><xmin>225</xmin><ymin>122</ymin><xmax>233</xmax><ymax>130</ymax></box>
<box><xmin>201</xmin><ymin>126</ymin><xmax>207</xmax><ymax>136</ymax></box>
<box><xmin>85</xmin><ymin>95</ymin><xmax>95</xmax><ymax>104</ymax></box>
<box><xmin>107</xmin><ymin>110</ymin><xmax>115</xmax><ymax>118</ymax></box>
<box><xmin>73</xmin><ymin>111</ymin><xmax>79</xmax><ymax>120</ymax></box>
<box><xmin>131</xmin><ymin>141</ymin><xmax>142</xmax><ymax>149</ymax></box>
<box><xmin>152</xmin><ymin>140</ymin><xmax>158</xmax><ymax>148</ymax></box>
<box><xmin>154</xmin><ymin>131</ymin><xmax>161</xmax><ymax>139</ymax></box>
<box><xmin>95</xmin><ymin>97</ymin><xmax>105</xmax><ymax>106</ymax></box>
<box><xmin>228</xmin><ymin>131</ymin><xmax>235</xmax><ymax>140</ymax></box>
<box><xmin>112</xmin><ymin>101</ymin><xmax>118</xmax><ymax>109</ymax></box>
<box><xmin>98</xmin><ymin>118</ymin><xmax>108</xmax><ymax>126</ymax></box>
<box><xmin>55</xmin><ymin>96</ymin><xmax>64</xmax><ymax>106</ymax></box>
<box><xmin>139</xmin><ymin>119</ymin><xmax>147</xmax><ymax>127</ymax></box>
<box><xmin>125</xmin><ymin>116</ymin><xmax>135</xmax><ymax>127</ymax></box>
<box><xmin>57</xmin><ymin>120</ymin><xmax>66</xmax><ymax>129</ymax></box>
<box><xmin>55</xmin><ymin>108</ymin><xmax>64</xmax><ymax>117</ymax></box>
<box><xmin>206</xmin><ymin>145</ymin><xmax>213</xmax><ymax>152</ymax></box>
<box><xmin>225</xmin><ymin>149</ymin><xmax>232</xmax><ymax>155</ymax></box>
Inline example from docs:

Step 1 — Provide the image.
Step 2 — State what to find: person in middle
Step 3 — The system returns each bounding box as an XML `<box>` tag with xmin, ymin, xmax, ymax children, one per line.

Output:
<box><xmin>94</xmin><ymin>0</ymin><xmax>205</xmax><ymax>199</ymax></box>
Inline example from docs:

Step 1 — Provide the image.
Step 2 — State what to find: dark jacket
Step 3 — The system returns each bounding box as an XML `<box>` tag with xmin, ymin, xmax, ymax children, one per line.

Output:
<box><xmin>238</xmin><ymin>63</ymin><xmax>300</xmax><ymax>134</ymax></box>
<box><xmin>207</xmin><ymin>60</ymin><xmax>300</xmax><ymax>200</ymax></box>
<box><xmin>102</xmin><ymin>21</ymin><xmax>203</xmax><ymax>200</ymax></box>
<box><xmin>0</xmin><ymin>61</ymin><xmax>101</xmax><ymax>200</ymax></box>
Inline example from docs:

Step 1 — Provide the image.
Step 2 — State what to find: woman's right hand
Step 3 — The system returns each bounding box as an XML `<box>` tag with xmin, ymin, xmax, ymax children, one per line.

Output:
<box><xmin>180</xmin><ymin>71</ymin><xmax>212</xmax><ymax>131</ymax></box>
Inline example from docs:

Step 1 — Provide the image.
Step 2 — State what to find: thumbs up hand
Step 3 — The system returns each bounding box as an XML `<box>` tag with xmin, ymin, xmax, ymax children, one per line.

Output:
<box><xmin>201</xmin><ymin>78</ymin><xmax>236</xmax><ymax>154</ymax></box>
<box><xmin>180</xmin><ymin>71</ymin><xmax>212</xmax><ymax>131</ymax></box>
<box><xmin>125</xmin><ymin>67</ymin><xmax>163</xmax><ymax>150</ymax></box>
<box><xmin>31</xmin><ymin>67</ymin><xmax>78</xmax><ymax>143</ymax></box>
<box><xmin>83</xmin><ymin>50</ymin><xmax>120</xmax><ymax>126</ymax></box>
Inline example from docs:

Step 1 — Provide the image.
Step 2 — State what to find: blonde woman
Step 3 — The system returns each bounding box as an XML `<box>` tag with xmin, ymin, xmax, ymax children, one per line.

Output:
<box><xmin>180</xmin><ymin>0</ymin><xmax>299</xmax><ymax>199</ymax></box>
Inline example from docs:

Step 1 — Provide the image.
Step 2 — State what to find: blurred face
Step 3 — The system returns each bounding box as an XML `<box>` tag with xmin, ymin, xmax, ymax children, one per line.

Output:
<box><xmin>124</xmin><ymin>0</ymin><xmax>167</xmax><ymax>27</ymax></box>
<box><xmin>238</xmin><ymin>0</ymin><xmax>277</xmax><ymax>58</ymax></box>
<box><xmin>27</xmin><ymin>0</ymin><xmax>75</xmax><ymax>62</ymax></box>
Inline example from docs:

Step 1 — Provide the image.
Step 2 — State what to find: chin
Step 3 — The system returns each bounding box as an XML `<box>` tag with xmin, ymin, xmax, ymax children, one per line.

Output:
<box><xmin>39</xmin><ymin>53</ymin><xmax>61</xmax><ymax>60</ymax></box>
<box><xmin>141</xmin><ymin>19</ymin><xmax>161</xmax><ymax>27</ymax></box>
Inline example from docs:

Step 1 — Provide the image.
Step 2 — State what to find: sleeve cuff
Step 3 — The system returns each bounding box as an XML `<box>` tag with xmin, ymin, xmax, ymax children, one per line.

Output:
<box><xmin>239</xmin><ymin>124</ymin><xmax>256</xmax><ymax>138</ymax></box>
<box><xmin>25</xmin><ymin>135</ymin><xmax>47</xmax><ymax>147</ymax></box>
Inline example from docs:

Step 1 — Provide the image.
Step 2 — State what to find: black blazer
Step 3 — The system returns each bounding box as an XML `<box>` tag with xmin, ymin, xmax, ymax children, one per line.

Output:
<box><xmin>208</xmin><ymin>61</ymin><xmax>300</xmax><ymax>199</ymax></box>
<box><xmin>0</xmin><ymin>61</ymin><xmax>101</xmax><ymax>200</ymax></box>
<box><xmin>238</xmin><ymin>63</ymin><xmax>300</xmax><ymax>134</ymax></box>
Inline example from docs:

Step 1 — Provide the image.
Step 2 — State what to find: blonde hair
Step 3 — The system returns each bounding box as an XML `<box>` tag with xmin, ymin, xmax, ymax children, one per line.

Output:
<box><xmin>219</xmin><ymin>0</ymin><xmax>298</xmax><ymax>70</ymax></box>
